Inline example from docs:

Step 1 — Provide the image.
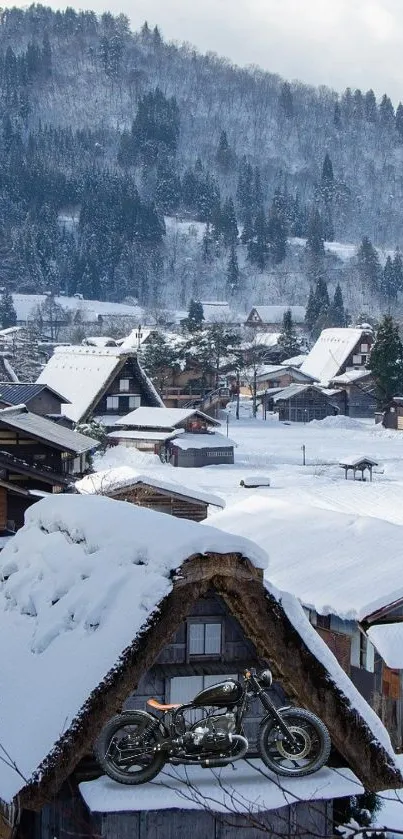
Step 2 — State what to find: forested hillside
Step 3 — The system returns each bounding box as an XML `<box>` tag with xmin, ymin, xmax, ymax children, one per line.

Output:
<box><xmin>0</xmin><ymin>4</ymin><xmax>403</xmax><ymax>319</ymax></box>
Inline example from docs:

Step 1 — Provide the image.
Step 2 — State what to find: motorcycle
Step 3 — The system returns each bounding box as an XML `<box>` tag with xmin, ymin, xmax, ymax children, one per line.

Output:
<box><xmin>95</xmin><ymin>668</ymin><xmax>331</xmax><ymax>785</ymax></box>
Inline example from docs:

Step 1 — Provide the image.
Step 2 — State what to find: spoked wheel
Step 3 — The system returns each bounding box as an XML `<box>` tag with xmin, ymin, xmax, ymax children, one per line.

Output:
<box><xmin>95</xmin><ymin>712</ymin><xmax>165</xmax><ymax>785</ymax></box>
<box><xmin>259</xmin><ymin>708</ymin><xmax>331</xmax><ymax>777</ymax></box>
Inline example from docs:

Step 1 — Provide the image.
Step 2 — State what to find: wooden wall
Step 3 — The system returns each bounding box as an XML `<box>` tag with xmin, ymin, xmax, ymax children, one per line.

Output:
<box><xmin>111</xmin><ymin>485</ymin><xmax>209</xmax><ymax>522</ymax></box>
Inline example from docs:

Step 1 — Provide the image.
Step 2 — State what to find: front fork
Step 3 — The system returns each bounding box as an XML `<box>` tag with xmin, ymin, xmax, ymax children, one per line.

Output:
<box><xmin>250</xmin><ymin>680</ymin><xmax>298</xmax><ymax>746</ymax></box>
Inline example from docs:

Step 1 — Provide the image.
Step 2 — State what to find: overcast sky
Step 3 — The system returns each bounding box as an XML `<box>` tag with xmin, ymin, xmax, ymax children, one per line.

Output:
<box><xmin>7</xmin><ymin>0</ymin><xmax>403</xmax><ymax>101</ymax></box>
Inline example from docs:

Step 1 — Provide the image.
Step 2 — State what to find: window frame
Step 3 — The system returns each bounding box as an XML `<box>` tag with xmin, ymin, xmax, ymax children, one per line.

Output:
<box><xmin>186</xmin><ymin>618</ymin><xmax>223</xmax><ymax>661</ymax></box>
<box><xmin>119</xmin><ymin>378</ymin><xmax>130</xmax><ymax>392</ymax></box>
<box><xmin>106</xmin><ymin>395</ymin><xmax>119</xmax><ymax>411</ymax></box>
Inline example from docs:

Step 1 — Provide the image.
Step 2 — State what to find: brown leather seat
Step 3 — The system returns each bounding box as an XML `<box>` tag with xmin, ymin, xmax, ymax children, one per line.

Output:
<box><xmin>147</xmin><ymin>698</ymin><xmax>181</xmax><ymax>711</ymax></box>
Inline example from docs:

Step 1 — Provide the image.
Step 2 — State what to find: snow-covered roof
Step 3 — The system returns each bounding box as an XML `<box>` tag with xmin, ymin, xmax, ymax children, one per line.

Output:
<box><xmin>331</xmin><ymin>369</ymin><xmax>373</xmax><ymax>385</ymax></box>
<box><xmin>76</xmin><ymin>466</ymin><xmax>225</xmax><ymax>508</ymax></box>
<box><xmin>200</xmin><ymin>300</ymin><xmax>231</xmax><ymax>321</ymax></box>
<box><xmin>208</xmin><ymin>493</ymin><xmax>403</xmax><ymax>621</ymax></box>
<box><xmin>115</xmin><ymin>407</ymin><xmax>220</xmax><ymax>430</ymax></box>
<box><xmin>300</xmin><ymin>328</ymin><xmax>365</xmax><ymax>386</ymax></box>
<box><xmin>246</xmin><ymin>306</ymin><xmax>306</xmax><ymax>323</ymax></box>
<box><xmin>339</xmin><ymin>455</ymin><xmax>378</xmax><ymax>467</ymax></box>
<box><xmin>119</xmin><ymin>327</ymin><xmax>153</xmax><ymax>350</ymax></box>
<box><xmin>281</xmin><ymin>354</ymin><xmax>307</xmax><ymax>367</ymax></box>
<box><xmin>12</xmin><ymin>293</ymin><xmax>145</xmax><ymax>323</ymax></box>
<box><xmin>241</xmin><ymin>332</ymin><xmax>281</xmax><ymax>349</ymax></box>
<box><xmin>0</xmin><ymin>494</ymin><xmax>266</xmax><ymax>803</ymax></box>
<box><xmin>173</xmin><ymin>432</ymin><xmax>235</xmax><ymax>450</ymax></box>
<box><xmin>255</xmin><ymin>365</ymin><xmax>287</xmax><ymax>380</ymax></box>
<box><xmin>273</xmin><ymin>383</ymin><xmax>318</xmax><ymax>402</ymax></box>
<box><xmin>80</xmin><ymin>762</ymin><xmax>362</xmax><ymax>815</ymax></box>
<box><xmin>37</xmin><ymin>346</ymin><xmax>162</xmax><ymax>423</ymax></box>
<box><xmin>366</xmin><ymin>624</ymin><xmax>403</xmax><ymax>669</ymax></box>
<box><xmin>108</xmin><ymin>429</ymin><xmax>183</xmax><ymax>442</ymax></box>
<box><xmin>0</xmin><ymin>405</ymin><xmax>99</xmax><ymax>454</ymax></box>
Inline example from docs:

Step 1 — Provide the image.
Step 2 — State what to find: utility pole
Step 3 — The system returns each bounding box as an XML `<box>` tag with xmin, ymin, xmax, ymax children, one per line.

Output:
<box><xmin>252</xmin><ymin>368</ymin><xmax>257</xmax><ymax>418</ymax></box>
<box><xmin>236</xmin><ymin>369</ymin><xmax>240</xmax><ymax>420</ymax></box>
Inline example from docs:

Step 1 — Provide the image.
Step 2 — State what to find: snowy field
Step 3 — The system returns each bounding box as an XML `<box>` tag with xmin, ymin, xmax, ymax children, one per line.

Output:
<box><xmin>97</xmin><ymin>413</ymin><xmax>403</xmax><ymax>521</ymax></box>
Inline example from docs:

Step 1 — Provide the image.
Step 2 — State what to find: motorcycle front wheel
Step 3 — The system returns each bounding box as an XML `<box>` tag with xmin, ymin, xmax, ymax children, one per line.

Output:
<box><xmin>259</xmin><ymin>708</ymin><xmax>331</xmax><ymax>777</ymax></box>
<box><xmin>95</xmin><ymin>712</ymin><xmax>166</xmax><ymax>785</ymax></box>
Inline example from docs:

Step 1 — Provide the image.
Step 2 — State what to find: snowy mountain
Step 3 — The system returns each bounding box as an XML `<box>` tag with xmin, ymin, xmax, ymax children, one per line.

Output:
<box><xmin>0</xmin><ymin>6</ymin><xmax>402</xmax><ymax>318</ymax></box>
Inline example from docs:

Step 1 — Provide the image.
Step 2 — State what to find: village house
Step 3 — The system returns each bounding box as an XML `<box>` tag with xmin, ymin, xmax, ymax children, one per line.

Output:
<box><xmin>329</xmin><ymin>370</ymin><xmax>377</xmax><ymax>418</ymax></box>
<box><xmin>0</xmin><ymin>495</ymin><xmax>400</xmax><ymax>838</ymax></box>
<box><xmin>37</xmin><ymin>346</ymin><xmax>163</xmax><ymax>427</ymax></box>
<box><xmin>0</xmin><ymin>405</ymin><xmax>99</xmax><ymax>478</ymax></box>
<box><xmin>245</xmin><ymin>305</ymin><xmax>306</xmax><ymax>332</ymax></box>
<box><xmin>110</xmin><ymin>406</ymin><xmax>235</xmax><ymax>467</ymax></box>
<box><xmin>76</xmin><ymin>466</ymin><xmax>225</xmax><ymax>521</ymax></box>
<box><xmin>0</xmin><ymin>382</ymin><xmax>69</xmax><ymax>417</ymax></box>
<box><xmin>210</xmin><ymin>492</ymin><xmax>403</xmax><ymax>749</ymax></box>
<box><xmin>272</xmin><ymin>383</ymin><xmax>345</xmax><ymax>422</ymax></box>
<box><xmin>300</xmin><ymin>326</ymin><xmax>374</xmax><ymax>387</ymax></box>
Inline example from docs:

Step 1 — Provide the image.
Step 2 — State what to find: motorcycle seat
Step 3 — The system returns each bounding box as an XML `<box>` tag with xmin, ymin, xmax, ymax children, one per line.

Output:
<box><xmin>147</xmin><ymin>698</ymin><xmax>181</xmax><ymax>711</ymax></box>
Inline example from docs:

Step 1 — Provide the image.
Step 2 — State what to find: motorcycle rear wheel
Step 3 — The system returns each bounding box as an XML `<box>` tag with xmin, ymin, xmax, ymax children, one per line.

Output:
<box><xmin>95</xmin><ymin>712</ymin><xmax>166</xmax><ymax>785</ymax></box>
<box><xmin>259</xmin><ymin>708</ymin><xmax>331</xmax><ymax>777</ymax></box>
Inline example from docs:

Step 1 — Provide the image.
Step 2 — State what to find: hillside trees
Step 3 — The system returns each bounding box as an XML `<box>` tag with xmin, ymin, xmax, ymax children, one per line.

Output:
<box><xmin>370</xmin><ymin>315</ymin><xmax>403</xmax><ymax>407</ymax></box>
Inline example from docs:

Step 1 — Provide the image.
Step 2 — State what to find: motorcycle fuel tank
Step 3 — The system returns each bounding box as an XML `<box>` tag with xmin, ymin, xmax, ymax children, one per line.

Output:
<box><xmin>192</xmin><ymin>680</ymin><xmax>243</xmax><ymax>707</ymax></box>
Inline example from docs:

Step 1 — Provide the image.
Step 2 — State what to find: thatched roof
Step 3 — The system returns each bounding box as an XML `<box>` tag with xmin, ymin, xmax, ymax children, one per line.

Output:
<box><xmin>19</xmin><ymin>555</ymin><xmax>402</xmax><ymax>810</ymax></box>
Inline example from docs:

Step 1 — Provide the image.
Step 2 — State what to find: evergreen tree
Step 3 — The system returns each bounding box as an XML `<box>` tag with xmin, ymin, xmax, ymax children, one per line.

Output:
<box><xmin>364</xmin><ymin>89</ymin><xmax>377</xmax><ymax>122</ymax></box>
<box><xmin>306</xmin><ymin>207</ymin><xmax>325</xmax><ymax>255</ymax></box>
<box><xmin>352</xmin><ymin>89</ymin><xmax>364</xmax><ymax>119</ymax></box>
<box><xmin>247</xmin><ymin>207</ymin><xmax>269</xmax><ymax>271</ymax></box>
<box><xmin>216</xmin><ymin>196</ymin><xmax>238</xmax><ymax>247</ymax></box>
<box><xmin>328</xmin><ymin>283</ymin><xmax>346</xmax><ymax>327</ymax></box>
<box><xmin>236</xmin><ymin>157</ymin><xmax>254</xmax><ymax>224</ymax></box>
<box><xmin>381</xmin><ymin>255</ymin><xmax>397</xmax><ymax>304</ymax></box>
<box><xmin>393</xmin><ymin>249</ymin><xmax>403</xmax><ymax>293</ymax></box>
<box><xmin>356</xmin><ymin>237</ymin><xmax>381</xmax><ymax>292</ymax></box>
<box><xmin>320</xmin><ymin>154</ymin><xmax>335</xmax><ymax>241</ymax></box>
<box><xmin>142</xmin><ymin>331</ymin><xmax>180</xmax><ymax>390</ymax></box>
<box><xmin>215</xmin><ymin>130</ymin><xmax>234</xmax><ymax>174</ymax></box>
<box><xmin>201</xmin><ymin>223</ymin><xmax>215</xmax><ymax>263</ymax></box>
<box><xmin>304</xmin><ymin>277</ymin><xmax>329</xmax><ymax>337</ymax></box>
<box><xmin>370</xmin><ymin>315</ymin><xmax>403</xmax><ymax>407</ymax></box>
<box><xmin>184</xmin><ymin>299</ymin><xmax>204</xmax><ymax>332</ymax></box>
<box><xmin>0</xmin><ymin>288</ymin><xmax>17</xmax><ymax>328</ymax></box>
<box><xmin>226</xmin><ymin>245</ymin><xmax>239</xmax><ymax>296</ymax></box>
<box><xmin>333</xmin><ymin>101</ymin><xmax>342</xmax><ymax>129</ymax></box>
<box><xmin>267</xmin><ymin>207</ymin><xmax>287</xmax><ymax>264</ymax></box>
<box><xmin>277</xmin><ymin>309</ymin><xmax>299</xmax><ymax>359</ymax></box>
<box><xmin>279</xmin><ymin>82</ymin><xmax>293</xmax><ymax>117</ymax></box>
<box><xmin>155</xmin><ymin>160</ymin><xmax>181</xmax><ymax>213</ymax></box>
<box><xmin>42</xmin><ymin>31</ymin><xmax>52</xmax><ymax>78</ymax></box>
<box><xmin>304</xmin><ymin>286</ymin><xmax>317</xmax><ymax>334</ymax></box>
<box><xmin>379</xmin><ymin>94</ymin><xmax>395</xmax><ymax>126</ymax></box>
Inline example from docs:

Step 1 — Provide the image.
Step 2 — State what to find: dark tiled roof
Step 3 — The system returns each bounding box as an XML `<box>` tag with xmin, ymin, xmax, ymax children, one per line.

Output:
<box><xmin>0</xmin><ymin>382</ymin><xmax>70</xmax><ymax>406</ymax></box>
<box><xmin>0</xmin><ymin>407</ymin><xmax>99</xmax><ymax>454</ymax></box>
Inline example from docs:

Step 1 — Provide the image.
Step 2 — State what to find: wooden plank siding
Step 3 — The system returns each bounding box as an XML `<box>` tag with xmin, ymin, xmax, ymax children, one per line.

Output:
<box><xmin>108</xmin><ymin>484</ymin><xmax>209</xmax><ymax>522</ymax></box>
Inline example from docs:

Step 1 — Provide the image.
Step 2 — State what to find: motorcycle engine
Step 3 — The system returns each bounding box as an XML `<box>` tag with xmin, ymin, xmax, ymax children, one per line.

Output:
<box><xmin>185</xmin><ymin>712</ymin><xmax>236</xmax><ymax>752</ymax></box>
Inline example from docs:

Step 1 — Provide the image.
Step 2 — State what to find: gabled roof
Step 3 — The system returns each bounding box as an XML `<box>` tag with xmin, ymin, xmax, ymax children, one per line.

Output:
<box><xmin>331</xmin><ymin>369</ymin><xmax>374</xmax><ymax>386</ymax></box>
<box><xmin>339</xmin><ymin>455</ymin><xmax>378</xmax><ymax>467</ymax></box>
<box><xmin>116</xmin><ymin>406</ymin><xmax>220</xmax><ymax>430</ymax></box>
<box><xmin>273</xmin><ymin>383</ymin><xmax>325</xmax><ymax>402</ymax></box>
<box><xmin>256</xmin><ymin>365</ymin><xmax>317</xmax><ymax>383</ymax></box>
<box><xmin>0</xmin><ymin>406</ymin><xmax>99</xmax><ymax>455</ymax></box>
<box><xmin>301</xmin><ymin>328</ymin><xmax>367</xmax><ymax>385</ymax></box>
<box><xmin>246</xmin><ymin>306</ymin><xmax>306</xmax><ymax>323</ymax></box>
<box><xmin>0</xmin><ymin>494</ymin><xmax>399</xmax><ymax>810</ymax></box>
<box><xmin>0</xmin><ymin>382</ymin><xmax>70</xmax><ymax>407</ymax></box>
<box><xmin>37</xmin><ymin>346</ymin><xmax>163</xmax><ymax>423</ymax></box>
<box><xmin>76</xmin><ymin>466</ymin><xmax>225</xmax><ymax>508</ymax></box>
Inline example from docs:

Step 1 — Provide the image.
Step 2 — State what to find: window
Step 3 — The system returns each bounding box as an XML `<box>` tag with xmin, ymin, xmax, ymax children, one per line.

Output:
<box><xmin>188</xmin><ymin>621</ymin><xmax>222</xmax><ymax>656</ymax></box>
<box><xmin>119</xmin><ymin>379</ymin><xmax>130</xmax><ymax>392</ymax></box>
<box><xmin>361</xmin><ymin>343</ymin><xmax>369</xmax><ymax>353</ymax></box>
<box><xmin>128</xmin><ymin>395</ymin><xmax>141</xmax><ymax>409</ymax></box>
<box><xmin>316</xmin><ymin>614</ymin><xmax>331</xmax><ymax>630</ymax></box>
<box><xmin>106</xmin><ymin>396</ymin><xmax>119</xmax><ymax>410</ymax></box>
<box><xmin>352</xmin><ymin>354</ymin><xmax>362</xmax><ymax>365</ymax></box>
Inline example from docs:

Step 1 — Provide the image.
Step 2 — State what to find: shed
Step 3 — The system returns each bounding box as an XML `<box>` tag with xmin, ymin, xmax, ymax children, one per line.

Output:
<box><xmin>273</xmin><ymin>384</ymin><xmax>342</xmax><ymax>422</ymax></box>
<box><xmin>166</xmin><ymin>432</ymin><xmax>235</xmax><ymax>467</ymax></box>
<box><xmin>382</xmin><ymin>397</ymin><xmax>403</xmax><ymax>430</ymax></box>
<box><xmin>76</xmin><ymin>467</ymin><xmax>225</xmax><ymax>522</ymax></box>
<box><xmin>339</xmin><ymin>456</ymin><xmax>379</xmax><ymax>482</ymax></box>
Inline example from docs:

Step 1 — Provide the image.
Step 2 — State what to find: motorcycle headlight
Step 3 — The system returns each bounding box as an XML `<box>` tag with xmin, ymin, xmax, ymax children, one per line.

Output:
<box><xmin>259</xmin><ymin>669</ymin><xmax>273</xmax><ymax>687</ymax></box>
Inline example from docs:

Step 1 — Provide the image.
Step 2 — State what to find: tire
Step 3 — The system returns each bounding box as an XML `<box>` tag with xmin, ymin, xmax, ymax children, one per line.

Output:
<box><xmin>259</xmin><ymin>708</ymin><xmax>331</xmax><ymax>777</ymax></box>
<box><xmin>95</xmin><ymin>711</ymin><xmax>166</xmax><ymax>785</ymax></box>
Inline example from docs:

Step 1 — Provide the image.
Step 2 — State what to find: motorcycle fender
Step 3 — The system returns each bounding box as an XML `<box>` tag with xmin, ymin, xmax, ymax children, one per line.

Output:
<box><xmin>118</xmin><ymin>709</ymin><xmax>168</xmax><ymax>736</ymax></box>
<box><xmin>260</xmin><ymin>705</ymin><xmax>293</xmax><ymax>726</ymax></box>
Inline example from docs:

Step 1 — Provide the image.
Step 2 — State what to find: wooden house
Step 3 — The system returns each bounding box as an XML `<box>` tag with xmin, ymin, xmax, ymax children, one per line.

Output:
<box><xmin>272</xmin><ymin>384</ymin><xmax>344</xmax><ymax>422</ymax></box>
<box><xmin>0</xmin><ymin>405</ymin><xmax>99</xmax><ymax>477</ymax></box>
<box><xmin>330</xmin><ymin>370</ymin><xmax>377</xmax><ymax>418</ymax></box>
<box><xmin>0</xmin><ymin>382</ymin><xmax>69</xmax><ymax>417</ymax></box>
<box><xmin>382</xmin><ymin>397</ymin><xmax>403</xmax><ymax>430</ymax></box>
<box><xmin>245</xmin><ymin>305</ymin><xmax>306</xmax><ymax>332</ymax></box>
<box><xmin>0</xmin><ymin>495</ymin><xmax>400</xmax><ymax>838</ymax></box>
<box><xmin>109</xmin><ymin>407</ymin><xmax>234</xmax><ymax>466</ymax></box>
<box><xmin>76</xmin><ymin>467</ymin><xmax>225</xmax><ymax>521</ymax></box>
<box><xmin>37</xmin><ymin>346</ymin><xmax>163</xmax><ymax>427</ymax></box>
<box><xmin>301</xmin><ymin>327</ymin><xmax>374</xmax><ymax>386</ymax></box>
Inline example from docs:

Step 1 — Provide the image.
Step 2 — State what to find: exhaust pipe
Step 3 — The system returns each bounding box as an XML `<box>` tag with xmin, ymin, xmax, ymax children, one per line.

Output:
<box><xmin>200</xmin><ymin>734</ymin><xmax>248</xmax><ymax>768</ymax></box>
